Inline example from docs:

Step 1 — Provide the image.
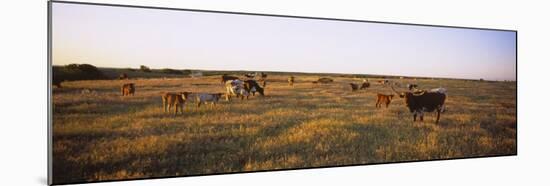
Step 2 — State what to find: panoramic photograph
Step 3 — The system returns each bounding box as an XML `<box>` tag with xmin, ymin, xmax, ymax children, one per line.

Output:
<box><xmin>50</xmin><ymin>2</ymin><xmax>517</xmax><ymax>184</ymax></box>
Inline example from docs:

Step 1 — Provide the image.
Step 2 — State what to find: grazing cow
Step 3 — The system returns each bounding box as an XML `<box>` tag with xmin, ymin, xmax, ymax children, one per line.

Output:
<box><xmin>195</xmin><ymin>93</ymin><xmax>223</xmax><ymax>108</ymax></box>
<box><xmin>119</xmin><ymin>73</ymin><xmax>128</xmax><ymax>80</ymax></box>
<box><xmin>221</xmin><ymin>74</ymin><xmax>239</xmax><ymax>84</ymax></box>
<box><xmin>161</xmin><ymin>92</ymin><xmax>190</xmax><ymax>116</ymax></box>
<box><xmin>260</xmin><ymin>72</ymin><xmax>268</xmax><ymax>79</ymax></box>
<box><xmin>376</xmin><ymin>93</ymin><xmax>394</xmax><ymax>108</ymax></box>
<box><xmin>360</xmin><ymin>82</ymin><xmax>370</xmax><ymax>89</ymax></box>
<box><xmin>244</xmin><ymin>80</ymin><xmax>265</xmax><ymax>96</ymax></box>
<box><xmin>350</xmin><ymin>83</ymin><xmax>359</xmax><ymax>91</ymax></box>
<box><xmin>407</xmin><ymin>84</ymin><xmax>418</xmax><ymax>90</ymax></box>
<box><xmin>225</xmin><ymin>79</ymin><xmax>249</xmax><ymax>100</ymax></box>
<box><xmin>288</xmin><ymin>76</ymin><xmax>295</xmax><ymax>86</ymax></box>
<box><xmin>392</xmin><ymin>86</ymin><xmax>446</xmax><ymax>123</ymax></box>
<box><xmin>121</xmin><ymin>83</ymin><xmax>135</xmax><ymax>96</ymax></box>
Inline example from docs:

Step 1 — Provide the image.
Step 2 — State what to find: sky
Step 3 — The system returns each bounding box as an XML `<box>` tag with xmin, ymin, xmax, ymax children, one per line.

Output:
<box><xmin>51</xmin><ymin>2</ymin><xmax>517</xmax><ymax>81</ymax></box>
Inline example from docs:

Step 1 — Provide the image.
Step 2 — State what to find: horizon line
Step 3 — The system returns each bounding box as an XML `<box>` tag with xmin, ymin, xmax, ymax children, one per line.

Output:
<box><xmin>52</xmin><ymin>64</ymin><xmax>516</xmax><ymax>82</ymax></box>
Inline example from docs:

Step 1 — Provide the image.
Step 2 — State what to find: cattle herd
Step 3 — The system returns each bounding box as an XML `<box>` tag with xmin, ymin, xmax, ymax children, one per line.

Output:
<box><xmin>118</xmin><ymin>73</ymin><xmax>448</xmax><ymax>123</ymax></box>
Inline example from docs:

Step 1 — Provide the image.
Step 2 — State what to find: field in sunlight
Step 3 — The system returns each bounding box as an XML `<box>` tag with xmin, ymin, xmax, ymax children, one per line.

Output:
<box><xmin>51</xmin><ymin>74</ymin><xmax>516</xmax><ymax>184</ymax></box>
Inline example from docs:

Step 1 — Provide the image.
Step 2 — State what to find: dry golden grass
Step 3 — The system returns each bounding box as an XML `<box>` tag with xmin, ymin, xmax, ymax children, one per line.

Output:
<box><xmin>52</xmin><ymin>74</ymin><xmax>516</xmax><ymax>184</ymax></box>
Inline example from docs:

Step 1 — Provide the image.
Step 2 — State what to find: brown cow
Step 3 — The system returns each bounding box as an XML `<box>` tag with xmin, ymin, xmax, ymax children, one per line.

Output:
<box><xmin>375</xmin><ymin>93</ymin><xmax>394</xmax><ymax>108</ymax></box>
<box><xmin>350</xmin><ymin>83</ymin><xmax>359</xmax><ymax>91</ymax></box>
<box><xmin>244</xmin><ymin>80</ymin><xmax>265</xmax><ymax>96</ymax></box>
<box><xmin>288</xmin><ymin>76</ymin><xmax>295</xmax><ymax>86</ymax></box>
<box><xmin>360</xmin><ymin>82</ymin><xmax>370</xmax><ymax>89</ymax></box>
<box><xmin>161</xmin><ymin>92</ymin><xmax>191</xmax><ymax>116</ymax></box>
<box><xmin>121</xmin><ymin>83</ymin><xmax>135</xmax><ymax>96</ymax></box>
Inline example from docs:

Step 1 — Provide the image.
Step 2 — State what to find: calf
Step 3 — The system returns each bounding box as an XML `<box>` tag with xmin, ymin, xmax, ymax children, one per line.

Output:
<box><xmin>161</xmin><ymin>92</ymin><xmax>190</xmax><ymax>116</ymax></box>
<box><xmin>121</xmin><ymin>83</ymin><xmax>135</xmax><ymax>96</ymax></box>
<box><xmin>376</xmin><ymin>93</ymin><xmax>394</xmax><ymax>108</ymax></box>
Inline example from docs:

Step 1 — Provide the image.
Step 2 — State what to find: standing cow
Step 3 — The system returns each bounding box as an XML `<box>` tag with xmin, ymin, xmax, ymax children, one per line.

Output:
<box><xmin>288</xmin><ymin>76</ymin><xmax>295</xmax><ymax>86</ymax></box>
<box><xmin>392</xmin><ymin>85</ymin><xmax>446</xmax><ymax>123</ymax></box>
<box><xmin>121</xmin><ymin>83</ymin><xmax>135</xmax><ymax>96</ymax></box>
<box><xmin>360</xmin><ymin>82</ymin><xmax>370</xmax><ymax>89</ymax></box>
<box><xmin>161</xmin><ymin>92</ymin><xmax>190</xmax><ymax>116</ymax></box>
<box><xmin>244</xmin><ymin>80</ymin><xmax>265</xmax><ymax>96</ymax></box>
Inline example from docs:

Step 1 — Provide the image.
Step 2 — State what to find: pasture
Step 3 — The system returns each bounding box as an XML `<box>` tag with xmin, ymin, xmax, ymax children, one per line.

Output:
<box><xmin>51</xmin><ymin>74</ymin><xmax>516</xmax><ymax>184</ymax></box>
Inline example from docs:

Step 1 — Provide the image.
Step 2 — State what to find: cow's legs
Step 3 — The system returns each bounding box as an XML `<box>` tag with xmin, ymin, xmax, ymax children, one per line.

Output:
<box><xmin>163</xmin><ymin>100</ymin><xmax>166</xmax><ymax>113</ymax></box>
<box><xmin>413</xmin><ymin>112</ymin><xmax>417</xmax><ymax>122</ymax></box>
<box><xmin>419</xmin><ymin>111</ymin><xmax>424</xmax><ymax>121</ymax></box>
<box><xmin>436</xmin><ymin>110</ymin><xmax>441</xmax><ymax>124</ymax></box>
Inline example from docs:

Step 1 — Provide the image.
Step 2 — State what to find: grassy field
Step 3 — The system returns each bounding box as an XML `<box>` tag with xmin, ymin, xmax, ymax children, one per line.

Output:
<box><xmin>51</xmin><ymin>74</ymin><xmax>516</xmax><ymax>184</ymax></box>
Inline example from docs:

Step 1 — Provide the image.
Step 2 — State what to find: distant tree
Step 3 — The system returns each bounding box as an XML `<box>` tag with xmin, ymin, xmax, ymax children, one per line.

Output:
<box><xmin>62</xmin><ymin>63</ymin><xmax>105</xmax><ymax>80</ymax></box>
<box><xmin>52</xmin><ymin>64</ymin><xmax>106</xmax><ymax>87</ymax></box>
<box><xmin>140</xmin><ymin>65</ymin><xmax>152</xmax><ymax>72</ymax></box>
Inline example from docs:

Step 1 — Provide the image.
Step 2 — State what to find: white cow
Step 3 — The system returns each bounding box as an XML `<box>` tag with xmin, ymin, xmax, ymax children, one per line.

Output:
<box><xmin>225</xmin><ymin>79</ymin><xmax>249</xmax><ymax>101</ymax></box>
<box><xmin>195</xmin><ymin>93</ymin><xmax>223</xmax><ymax>107</ymax></box>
